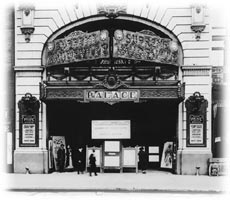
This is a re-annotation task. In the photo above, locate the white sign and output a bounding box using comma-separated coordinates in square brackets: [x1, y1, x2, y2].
[104, 156, 120, 167]
[22, 124, 35, 144]
[104, 141, 120, 152]
[92, 120, 130, 139]
[190, 124, 203, 144]
[123, 149, 136, 166]
[149, 155, 159, 162]
[149, 146, 159, 154]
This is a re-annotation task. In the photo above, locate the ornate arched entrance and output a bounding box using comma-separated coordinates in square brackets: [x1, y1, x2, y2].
[40, 15, 185, 173]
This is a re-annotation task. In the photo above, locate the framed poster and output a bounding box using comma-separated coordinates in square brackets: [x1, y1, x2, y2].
[149, 146, 159, 154]
[22, 124, 35, 144]
[92, 120, 130, 139]
[149, 155, 159, 162]
[104, 141, 120, 152]
[104, 156, 120, 167]
[189, 124, 203, 144]
[19, 115, 39, 147]
[52, 136, 66, 170]
[123, 149, 136, 166]
[187, 114, 206, 147]
[161, 142, 173, 169]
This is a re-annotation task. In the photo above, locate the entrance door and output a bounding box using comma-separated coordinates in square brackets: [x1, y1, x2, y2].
[47, 100, 178, 171]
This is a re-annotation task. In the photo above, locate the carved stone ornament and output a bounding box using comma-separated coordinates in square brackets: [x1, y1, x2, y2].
[191, 5, 206, 40]
[185, 92, 208, 113]
[18, 93, 40, 114]
[94, 73, 128, 90]
[21, 27, 35, 43]
[97, 4, 127, 18]
[191, 25, 205, 41]
[19, 5, 35, 43]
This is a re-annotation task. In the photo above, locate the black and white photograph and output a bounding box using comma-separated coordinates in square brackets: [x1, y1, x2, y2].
[0, 0, 229, 199]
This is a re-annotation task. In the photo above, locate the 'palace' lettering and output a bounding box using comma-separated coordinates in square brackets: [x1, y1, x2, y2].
[85, 90, 139, 102]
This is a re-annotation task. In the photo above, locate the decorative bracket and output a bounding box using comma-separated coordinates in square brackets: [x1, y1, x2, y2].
[191, 5, 206, 41]
[19, 5, 35, 42]
[191, 25, 205, 41]
[21, 27, 35, 43]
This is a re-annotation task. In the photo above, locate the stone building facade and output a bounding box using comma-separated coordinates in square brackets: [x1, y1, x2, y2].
[8, 2, 227, 175]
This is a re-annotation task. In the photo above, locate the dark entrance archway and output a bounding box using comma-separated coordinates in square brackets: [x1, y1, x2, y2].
[47, 100, 178, 170]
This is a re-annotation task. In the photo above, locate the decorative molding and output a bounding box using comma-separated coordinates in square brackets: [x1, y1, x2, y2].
[14, 66, 44, 72]
[94, 73, 129, 90]
[182, 66, 211, 76]
[40, 82, 185, 102]
[97, 4, 127, 19]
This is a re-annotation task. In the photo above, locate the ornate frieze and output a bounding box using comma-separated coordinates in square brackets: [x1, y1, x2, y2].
[45, 29, 179, 67]
[40, 82, 185, 102]
[182, 66, 211, 76]
[46, 30, 110, 66]
[113, 30, 179, 65]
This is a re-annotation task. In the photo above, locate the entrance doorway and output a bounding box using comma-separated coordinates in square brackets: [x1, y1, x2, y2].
[47, 100, 178, 170]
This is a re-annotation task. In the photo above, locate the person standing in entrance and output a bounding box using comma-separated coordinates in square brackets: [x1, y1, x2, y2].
[57, 144, 66, 172]
[75, 147, 85, 174]
[138, 146, 148, 174]
[89, 149, 97, 176]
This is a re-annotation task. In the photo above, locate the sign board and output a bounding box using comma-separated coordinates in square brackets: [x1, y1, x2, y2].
[149, 155, 159, 162]
[20, 115, 38, 146]
[185, 92, 207, 147]
[113, 30, 178, 65]
[84, 90, 139, 103]
[92, 120, 130, 139]
[18, 94, 40, 147]
[104, 156, 120, 167]
[104, 141, 120, 152]
[188, 114, 205, 146]
[22, 124, 36, 144]
[189, 124, 203, 144]
[123, 149, 136, 166]
[46, 30, 110, 66]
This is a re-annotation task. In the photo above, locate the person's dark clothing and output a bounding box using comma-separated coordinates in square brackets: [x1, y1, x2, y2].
[57, 147, 65, 172]
[89, 153, 97, 176]
[75, 149, 85, 174]
[138, 149, 148, 172]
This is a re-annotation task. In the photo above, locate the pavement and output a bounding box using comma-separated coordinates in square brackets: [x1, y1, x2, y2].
[2, 170, 229, 193]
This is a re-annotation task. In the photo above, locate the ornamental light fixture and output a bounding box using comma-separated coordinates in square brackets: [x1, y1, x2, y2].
[19, 5, 35, 43]
[191, 5, 206, 41]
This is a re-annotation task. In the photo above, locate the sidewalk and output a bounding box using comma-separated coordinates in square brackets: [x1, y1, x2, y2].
[4, 171, 228, 193]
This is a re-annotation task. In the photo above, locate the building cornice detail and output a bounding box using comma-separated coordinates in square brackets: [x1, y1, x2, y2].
[14, 66, 44, 72]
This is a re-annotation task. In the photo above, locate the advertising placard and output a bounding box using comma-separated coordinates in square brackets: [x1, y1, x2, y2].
[92, 120, 130, 139]
[22, 124, 36, 144]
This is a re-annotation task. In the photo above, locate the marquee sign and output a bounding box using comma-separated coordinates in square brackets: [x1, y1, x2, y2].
[45, 29, 179, 66]
[113, 30, 179, 65]
[46, 30, 110, 66]
[84, 90, 139, 104]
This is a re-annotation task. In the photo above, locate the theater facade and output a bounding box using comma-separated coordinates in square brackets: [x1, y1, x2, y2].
[10, 2, 226, 175]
